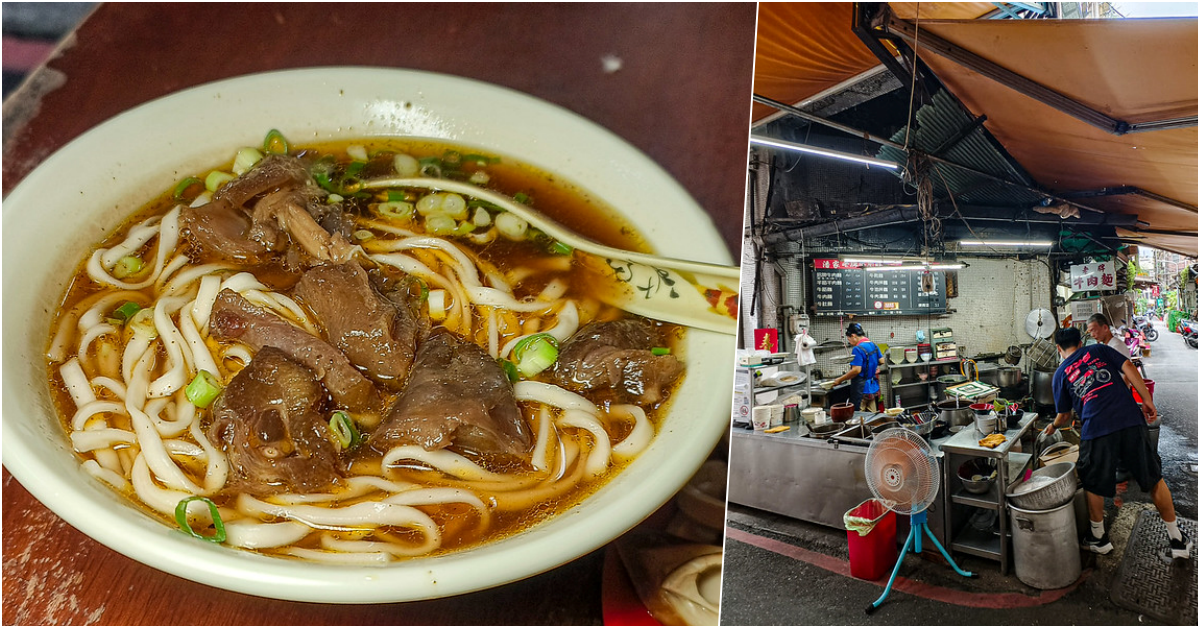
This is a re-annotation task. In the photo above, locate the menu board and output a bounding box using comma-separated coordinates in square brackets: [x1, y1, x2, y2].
[812, 259, 947, 316]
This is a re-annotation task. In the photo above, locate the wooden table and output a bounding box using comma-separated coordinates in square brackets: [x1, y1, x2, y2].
[1, 4, 755, 624]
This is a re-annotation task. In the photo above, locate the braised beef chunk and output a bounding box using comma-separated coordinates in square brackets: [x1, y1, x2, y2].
[209, 289, 381, 413]
[207, 347, 340, 495]
[180, 154, 356, 267]
[294, 264, 424, 391]
[551, 319, 684, 405]
[371, 331, 531, 457]
[213, 154, 311, 209]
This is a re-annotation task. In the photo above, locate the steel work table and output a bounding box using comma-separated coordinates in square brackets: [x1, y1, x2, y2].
[938, 412, 1038, 575]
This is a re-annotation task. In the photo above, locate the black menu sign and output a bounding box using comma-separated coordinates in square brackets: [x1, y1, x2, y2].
[812, 259, 946, 316]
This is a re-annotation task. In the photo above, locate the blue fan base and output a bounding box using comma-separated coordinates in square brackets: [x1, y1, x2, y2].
[865, 510, 976, 615]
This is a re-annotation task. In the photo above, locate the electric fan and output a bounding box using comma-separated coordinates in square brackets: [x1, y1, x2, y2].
[863, 428, 975, 614]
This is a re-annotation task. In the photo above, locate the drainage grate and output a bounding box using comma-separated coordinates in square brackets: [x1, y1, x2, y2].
[1109, 511, 1197, 625]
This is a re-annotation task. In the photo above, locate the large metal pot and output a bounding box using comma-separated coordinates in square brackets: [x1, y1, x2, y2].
[1031, 368, 1056, 406]
[1007, 462, 1077, 510]
[937, 399, 974, 427]
[997, 366, 1022, 387]
[1010, 501, 1081, 590]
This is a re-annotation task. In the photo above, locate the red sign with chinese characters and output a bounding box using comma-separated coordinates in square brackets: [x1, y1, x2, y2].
[1069, 262, 1116, 292]
[754, 328, 779, 353]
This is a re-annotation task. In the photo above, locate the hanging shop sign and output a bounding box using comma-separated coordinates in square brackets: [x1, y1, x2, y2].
[1069, 262, 1116, 292]
[812, 259, 947, 316]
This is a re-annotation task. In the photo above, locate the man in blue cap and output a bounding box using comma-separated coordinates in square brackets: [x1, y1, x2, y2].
[830, 322, 880, 411]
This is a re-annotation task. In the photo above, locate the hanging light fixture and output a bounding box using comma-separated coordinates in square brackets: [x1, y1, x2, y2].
[750, 136, 901, 169]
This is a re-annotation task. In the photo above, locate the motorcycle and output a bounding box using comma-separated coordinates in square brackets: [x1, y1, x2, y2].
[1122, 325, 1149, 377]
[1132, 314, 1159, 341]
[1180, 319, 1198, 349]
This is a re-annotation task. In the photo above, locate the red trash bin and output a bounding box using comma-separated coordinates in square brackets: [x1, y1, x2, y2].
[844, 499, 897, 581]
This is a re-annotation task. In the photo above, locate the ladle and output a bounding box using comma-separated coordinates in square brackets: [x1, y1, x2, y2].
[353, 177, 740, 335]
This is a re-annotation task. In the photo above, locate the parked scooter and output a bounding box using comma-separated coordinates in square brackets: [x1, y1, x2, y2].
[1122, 324, 1149, 377]
[1180, 319, 1198, 349]
[1132, 314, 1159, 341]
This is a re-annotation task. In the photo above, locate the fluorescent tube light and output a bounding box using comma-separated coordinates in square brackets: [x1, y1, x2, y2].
[842, 257, 904, 265]
[959, 240, 1053, 247]
[750, 136, 900, 169]
[926, 264, 964, 270]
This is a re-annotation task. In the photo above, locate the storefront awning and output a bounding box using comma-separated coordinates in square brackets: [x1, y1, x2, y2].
[752, 4, 1198, 256]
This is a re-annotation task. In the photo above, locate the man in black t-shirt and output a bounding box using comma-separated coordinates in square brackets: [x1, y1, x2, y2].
[1044, 327, 1190, 559]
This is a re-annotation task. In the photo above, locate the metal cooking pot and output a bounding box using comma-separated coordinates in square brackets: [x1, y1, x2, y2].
[1031, 369, 1056, 406]
[997, 366, 1023, 388]
[937, 399, 974, 427]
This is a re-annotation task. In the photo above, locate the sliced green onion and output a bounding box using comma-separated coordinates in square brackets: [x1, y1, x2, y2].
[344, 161, 366, 181]
[425, 214, 457, 235]
[428, 289, 447, 321]
[175, 496, 226, 543]
[231, 147, 264, 175]
[409, 276, 430, 303]
[205, 170, 235, 193]
[112, 301, 142, 322]
[327, 193, 344, 203]
[453, 221, 476, 236]
[112, 256, 145, 279]
[394, 154, 420, 177]
[512, 333, 559, 377]
[329, 411, 361, 450]
[127, 308, 158, 339]
[472, 207, 492, 227]
[353, 229, 375, 241]
[442, 150, 462, 166]
[467, 198, 504, 212]
[346, 144, 369, 162]
[418, 156, 442, 177]
[468, 170, 491, 185]
[311, 156, 339, 193]
[513, 192, 531, 205]
[651, 347, 671, 356]
[463, 153, 499, 166]
[263, 129, 289, 154]
[499, 359, 519, 382]
[495, 213, 529, 241]
[549, 241, 574, 256]
[377, 201, 414, 220]
[185, 370, 223, 408]
[172, 177, 203, 200]
[387, 189, 409, 202]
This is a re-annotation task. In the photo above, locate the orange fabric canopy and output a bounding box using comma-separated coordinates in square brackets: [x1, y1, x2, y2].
[752, 4, 1198, 256]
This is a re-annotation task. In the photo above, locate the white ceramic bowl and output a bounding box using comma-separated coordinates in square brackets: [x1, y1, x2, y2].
[2, 68, 735, 603]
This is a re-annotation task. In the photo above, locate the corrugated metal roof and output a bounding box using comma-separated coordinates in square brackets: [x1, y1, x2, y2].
[877, 89, 1045, 207]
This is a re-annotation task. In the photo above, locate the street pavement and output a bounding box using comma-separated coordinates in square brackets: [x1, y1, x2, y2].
[720, 319, 1197, 625]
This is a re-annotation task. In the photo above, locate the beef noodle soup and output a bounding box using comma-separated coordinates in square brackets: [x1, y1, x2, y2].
[47, 132, 686, 564]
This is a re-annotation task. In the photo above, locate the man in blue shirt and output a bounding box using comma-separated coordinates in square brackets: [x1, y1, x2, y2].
[1043, 327, 1190, 559]
[830, 323, 880, 411]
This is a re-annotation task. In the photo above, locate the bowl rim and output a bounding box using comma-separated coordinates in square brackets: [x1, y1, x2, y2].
[1, 67, 735, 604]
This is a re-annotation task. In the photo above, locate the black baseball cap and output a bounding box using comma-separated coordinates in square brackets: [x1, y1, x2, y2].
[846, 322, 865, 337]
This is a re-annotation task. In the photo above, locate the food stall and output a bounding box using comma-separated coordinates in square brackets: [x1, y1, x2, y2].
[732, 3, 1196, 583]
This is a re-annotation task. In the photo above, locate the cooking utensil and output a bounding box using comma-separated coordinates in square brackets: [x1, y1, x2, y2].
[957, 459, 997, 495]
[937, 374, 968, 386]
[1024, 308, 1057, 340]
[830, 402, 855, 422]
[936, 399, 974, 427]
[357, 177, 739, 335]
[1008, 462, 1078, 510]
[1003, 345, 1023, 365]
[997, 366, 1022, 387]
[808, 423, 842, 439]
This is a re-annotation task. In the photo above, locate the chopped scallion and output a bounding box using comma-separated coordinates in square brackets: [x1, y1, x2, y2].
[499, 359, 519, 382]
[327, 193, 344, 203]
[231, 147, 264, 175]
[651, 347, 671, 356]
[549, 241, 574, 256]
[463, 153, 499, 166]
[185, 370, 223, 408]
[512, 333, 559, 378]
[172, 177, 203, 200]
[468, 170, 490, 185]
[175, 496, 226, 543]
[329, 411, 361, 450]
[353, 229, 375, 241]
[346, 144, 369, 162]
[112, 301, 142, 322]
[425, 214, 457, 235]
[377, 201, 414, 220]
[453, 221, 476, 236]
[205, 170, 235, 192]
[387, 190, 409, 202]
[513, 192, 531, 205]
[263, 129, 289, 154]
[112, 256, 145, 279]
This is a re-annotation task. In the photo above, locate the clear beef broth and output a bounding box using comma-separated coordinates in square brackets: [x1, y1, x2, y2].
[46, 138, 685, 560]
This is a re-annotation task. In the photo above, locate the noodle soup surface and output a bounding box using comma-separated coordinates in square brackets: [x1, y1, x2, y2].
[47, 135, 685, 563]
